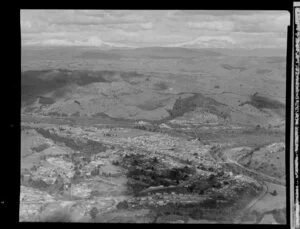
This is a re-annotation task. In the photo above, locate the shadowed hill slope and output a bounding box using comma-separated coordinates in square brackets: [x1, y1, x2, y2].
[21, 70, 114, 104]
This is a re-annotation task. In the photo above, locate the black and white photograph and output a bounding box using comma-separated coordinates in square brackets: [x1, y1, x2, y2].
[20, 9, 290, 224]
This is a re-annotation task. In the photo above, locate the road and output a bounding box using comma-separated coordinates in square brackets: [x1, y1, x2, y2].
[225, 159, 286, 186]
[233, 180, 268, 223]
[212, 150, 285, 223]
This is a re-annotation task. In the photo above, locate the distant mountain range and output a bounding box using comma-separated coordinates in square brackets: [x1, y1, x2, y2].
[22, 45, 286, 58]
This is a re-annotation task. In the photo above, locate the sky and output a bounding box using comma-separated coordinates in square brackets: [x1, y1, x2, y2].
[21, 10, 290, 49]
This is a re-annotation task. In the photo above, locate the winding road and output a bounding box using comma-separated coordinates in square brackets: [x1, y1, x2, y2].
[208, 145, 286, 223]
[217, 156, 285, 223]
[233, 180, 268, 223]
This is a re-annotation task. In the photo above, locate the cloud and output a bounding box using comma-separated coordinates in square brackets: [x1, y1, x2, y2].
[231, 13, 290, 33]
[25, 38, 72, 46]
[48, 11, 146, 26]
[21, 20, 32, 29]
[170, 10, 289, 33]
[186, 21, 235, 31]
[139, 22, 153, 30]
[75, 10, 107, 17]
[21, 10, 289, 49]
[103, 21, 154, 31]
[114, 29, 140, 39]
[231, 32, 287, 48]
[23, 35, 135, 48]
[167, 36, 237, 48]
[171, 10, 284, 17]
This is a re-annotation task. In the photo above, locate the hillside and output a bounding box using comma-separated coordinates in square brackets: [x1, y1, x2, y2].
[20, 46, 287, 224]
[21, 47, 286, 128]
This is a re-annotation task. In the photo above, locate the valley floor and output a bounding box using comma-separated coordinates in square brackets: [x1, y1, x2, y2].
[20, 115, 286, 223]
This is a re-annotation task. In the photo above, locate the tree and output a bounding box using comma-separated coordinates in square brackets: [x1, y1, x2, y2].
[132, 159, 139, 166]
[31, 165, 37, 171]
[208, 174, 216, 182]
[89, 207, 98, 220]
[112, 160, 119, 166]
[271, 190, 277, 196]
